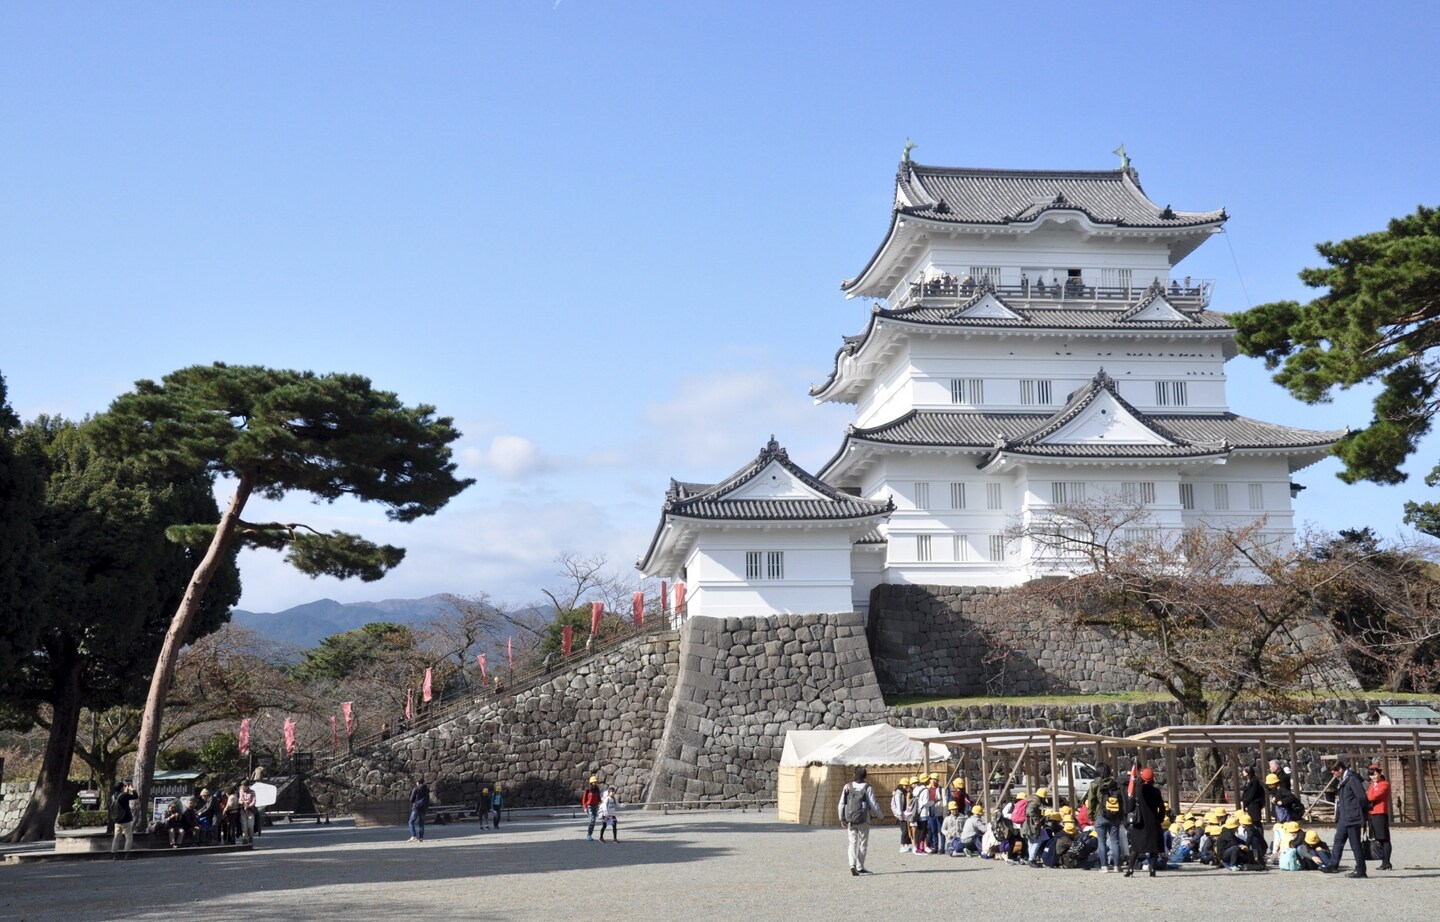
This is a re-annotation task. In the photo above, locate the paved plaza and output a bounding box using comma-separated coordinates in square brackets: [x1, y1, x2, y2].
[3, 812, 1438, 921]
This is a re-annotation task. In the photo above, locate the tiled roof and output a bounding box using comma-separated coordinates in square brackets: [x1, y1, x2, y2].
[896, 163, 1226, 229]
[663, 439, 892, 521]
[637, 438, 894, 574]
[810, 296, 1233, 399]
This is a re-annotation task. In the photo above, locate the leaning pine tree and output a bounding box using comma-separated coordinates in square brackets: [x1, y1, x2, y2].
[90, 364, 473, 823]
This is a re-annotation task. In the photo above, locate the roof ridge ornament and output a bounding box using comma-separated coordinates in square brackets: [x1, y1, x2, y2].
[1112, 144, 1130, 171]
[902, 137, 917, 163]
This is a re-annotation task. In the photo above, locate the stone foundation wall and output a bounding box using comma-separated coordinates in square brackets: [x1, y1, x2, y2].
[0, 781, 37, 837]
[645, 612, 889, 804]
[309, 631, 681, 810]
[868, 584, 1358, 698]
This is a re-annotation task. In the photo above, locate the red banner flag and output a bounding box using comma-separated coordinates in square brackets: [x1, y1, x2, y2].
[342, 701, 354, 735]
[477, 653, 487, 681]
[507, 637, 513, 669]
[590, 601, 603, 635]
[423, 667, 434, 703]
[238, 718, 250, 755]
[284, 717, 296, 756]
[561, 625, 573, 656]
[675, 582, 686, 613]
[406, 688, 413, 721]
[331, 716, 338, 752]
[660, 580, 668, 612]
[632, 591, 644, 625]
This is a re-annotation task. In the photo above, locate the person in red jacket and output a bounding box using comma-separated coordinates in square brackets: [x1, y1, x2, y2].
[1366, 763, 1393, 870]
[581, 776, 603, 841]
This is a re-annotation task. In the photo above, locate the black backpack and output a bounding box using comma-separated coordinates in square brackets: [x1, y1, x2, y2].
[842, 783, 871, 824]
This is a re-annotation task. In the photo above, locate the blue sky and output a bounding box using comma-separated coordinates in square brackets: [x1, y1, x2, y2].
[4, 2, 1438, 613]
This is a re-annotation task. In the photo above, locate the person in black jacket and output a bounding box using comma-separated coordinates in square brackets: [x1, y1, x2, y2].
[1125, 766, 1166, 877]
[1321, 761, 1369, 877]
[1240, 766, 1265, 827]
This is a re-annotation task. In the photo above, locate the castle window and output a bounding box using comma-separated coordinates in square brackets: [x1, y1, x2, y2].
[1020, 379, 1053, 405]
[913, 482, 930, 509]
[916, 534, 932, 562]
[745, 551, 785, 580]
[953, 535, 969, 561]
[1248, 483, 1264, 510]
[950, 378, 984, 405]
[1213, 483, 1230, 510]
[1155, 381, 1189, 407]
[950, 482, 966, 509]
[1179, 483, 1195, 510]
[1051, 481, 1086, 504]
[986, 482, 1003, 510]
[1121, 481, 1156, 504]
[988, 534, 1007, 561]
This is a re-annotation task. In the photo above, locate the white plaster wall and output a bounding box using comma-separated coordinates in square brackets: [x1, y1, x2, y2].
[681, 529, 857, 618]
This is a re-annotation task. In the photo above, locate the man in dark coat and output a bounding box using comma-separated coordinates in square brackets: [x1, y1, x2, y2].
[1321, 761, 1369, 878]
[1125, 766, 1166, 877]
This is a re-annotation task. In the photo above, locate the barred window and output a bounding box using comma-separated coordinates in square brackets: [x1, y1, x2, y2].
[1248, 483, 1264, 510]
[953, 535, 969, 561]
[767, 551, 784, 580]
[745, 551, 761, 580]
[913, 482, 930, 509]
[988, 534, 1007, 561]
[1213, 483, 1230, 510]
[746, 551, 784, 580]
[1020, 379, 1053, 405]
[1051, 481, 1087, 504]
[950, 378, 984, 404]
[1155, 381, 1189, 406]
[1179, 483, 1195, 510]
[1121, 481, 1156, 504]
[950, 482, 966, 510]
[986, 482, 1003, 510]
[916, 534, 932, 562]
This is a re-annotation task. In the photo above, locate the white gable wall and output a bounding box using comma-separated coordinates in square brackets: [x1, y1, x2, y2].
[680, 528, 858, 619]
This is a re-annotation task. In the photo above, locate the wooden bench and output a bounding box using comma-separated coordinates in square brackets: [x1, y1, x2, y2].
[425, 803, 483, 824]
[263, 810, 330, 825]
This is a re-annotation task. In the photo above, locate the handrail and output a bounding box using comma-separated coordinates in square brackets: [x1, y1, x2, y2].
[647, 797, 775, 815]
[895, 276, 1214, 312]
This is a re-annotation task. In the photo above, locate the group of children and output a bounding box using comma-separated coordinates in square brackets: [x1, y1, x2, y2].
[888, 770, 1337, 873]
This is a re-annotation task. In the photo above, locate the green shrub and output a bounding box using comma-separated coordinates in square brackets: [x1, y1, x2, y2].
[56, 809, 108, 829]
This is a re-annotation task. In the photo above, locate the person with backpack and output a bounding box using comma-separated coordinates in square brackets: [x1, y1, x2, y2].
[1021, 787, 1047, 865]
[109, 780, 138, 859]
[407, 778, 430, 843]
[838, 766, 882, 876]
[1086, 764, 1123, 873]
[909, 777, 932, 854]
[890, 778, 911, 853]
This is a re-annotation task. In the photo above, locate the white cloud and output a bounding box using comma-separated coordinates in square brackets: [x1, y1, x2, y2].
[462, 434, 552, 479]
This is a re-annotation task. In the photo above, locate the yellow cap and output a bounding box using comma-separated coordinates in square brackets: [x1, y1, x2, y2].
[949, 801, 960, 811]
[1062, 821, 1077, 833]
[1214, 805, 1228, 815]
[589, 775, 599, 783]
[1305, 830, 1321, 846]
[972, 805, 984, 815]
[1046, 810, 1063, 822]
[898, 777, 910, 786]
[1265, 773, 1281, 786]
[1224, 817, 1239, 829]
[1170, 821, 1184, 833]
[1183, 820, 1196, 830]
[1205, 824, 1222, 836]
[1238, 813, 1253, 826]
[1283, 821, 1301, 833]
[1060, 805, 1073, 814]
[952, 778, 965, 788]
[1035, 787, 1049, 799]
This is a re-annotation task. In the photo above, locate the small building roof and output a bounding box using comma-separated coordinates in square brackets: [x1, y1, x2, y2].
[1377, 705, 1440, 721]
[636, 438, 893, 574]
[1129, 724, 1440, 751]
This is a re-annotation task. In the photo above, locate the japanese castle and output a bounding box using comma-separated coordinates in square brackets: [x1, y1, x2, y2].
[638, 156, 1344, 619]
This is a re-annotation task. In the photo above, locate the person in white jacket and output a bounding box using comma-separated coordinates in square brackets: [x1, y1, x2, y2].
[838, 767, 883, 876]
[940, 801, 965, 855]
[597, 786, 620, 842]
[890, 778, 912, 853]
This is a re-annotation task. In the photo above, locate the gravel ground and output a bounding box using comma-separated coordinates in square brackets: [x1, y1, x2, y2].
[2, 813, 1436, 922]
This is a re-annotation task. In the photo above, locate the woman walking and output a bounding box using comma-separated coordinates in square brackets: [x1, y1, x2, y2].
[1125, 766, 1166, 877]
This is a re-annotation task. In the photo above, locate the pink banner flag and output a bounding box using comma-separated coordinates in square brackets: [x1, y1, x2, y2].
[632, 591, 644, 625]
[331, 716, 338, 752]
[675, 582, 686, 613]
[284, 717, 296, 756]
[590, 601, 603, 635]
[507, 637, 513, 669]
[561, 625, 573, 656]
[406, 687, 413, 721]
[660, 580, 668, 613]
[342, 701, 354, 735]
[423, 667, 433, 703]
[477, 653, 487, 681]
[238, 718, 250, 755]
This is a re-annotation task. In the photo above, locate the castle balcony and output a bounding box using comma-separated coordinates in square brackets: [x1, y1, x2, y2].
[894, 276, 1215, 312]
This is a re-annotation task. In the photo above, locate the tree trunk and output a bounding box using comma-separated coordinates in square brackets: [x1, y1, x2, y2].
[130, 474, 252, 828]
[2, 650, 84, 843]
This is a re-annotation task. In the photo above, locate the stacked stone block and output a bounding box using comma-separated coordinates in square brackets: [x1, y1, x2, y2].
[645, 612, 888, 805]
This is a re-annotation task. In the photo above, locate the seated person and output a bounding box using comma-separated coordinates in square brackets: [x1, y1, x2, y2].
[959, 804, 988, 856]
[1053, 820, 1080, 868]
[941, 801, 966, 856]
[1235, 813, 1267, 866]
[164, 798, 187, 847]
[1167, 821, 1193, 863]
[1295, 829, 1331, 870]
[1198, 822, 1222, 866]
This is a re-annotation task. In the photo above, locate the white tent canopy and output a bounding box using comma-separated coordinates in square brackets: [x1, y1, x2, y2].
[781, 724, 947, 768]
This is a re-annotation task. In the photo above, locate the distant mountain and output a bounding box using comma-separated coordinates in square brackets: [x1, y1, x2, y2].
[231, 594, 456, 649]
